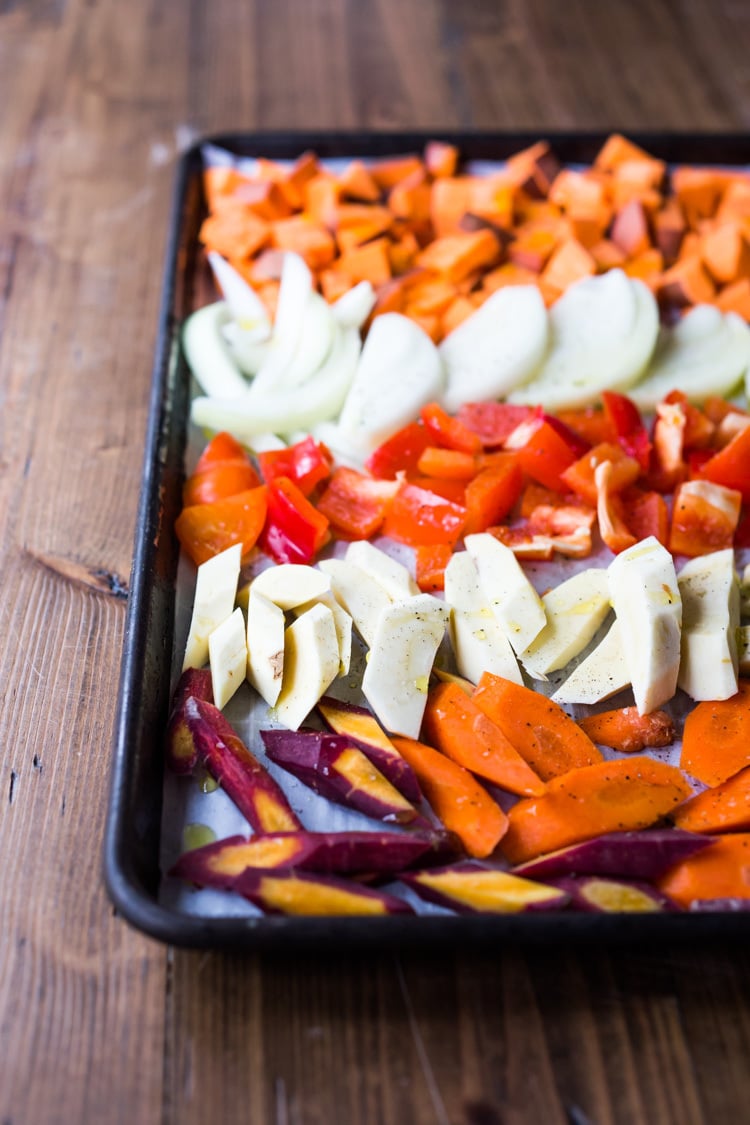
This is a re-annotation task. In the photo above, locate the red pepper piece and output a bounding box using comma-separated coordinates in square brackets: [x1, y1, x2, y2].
[456, 402, 538, 448]
[420, 402, 483, 454]
[259, 477, 330, 565]
[602, 391, 652, 472]
[414, 543, 453, 591]
[382, 481, 466, 547]
[183, 459, 262, 507]
[194, 431, 252, 473]
[555, 407, 615, 448]
[258, 436, 332, 496]
[648, 401, 688, 493]
[416, 446, 479, 480]
[621, 488, 669, 546]
[561, 442, 641, 507]
[406, 476, 467, 504]
[505, 415, 585, 492]
[669, 480, 742, 556]
[462, 457, 524, 536]
[594, 461, 637, 555]
[365, 422, 430, 479]
[316, 468, 398, 539]
[662, 390, 715, 450]
[697, 424, 750, 502]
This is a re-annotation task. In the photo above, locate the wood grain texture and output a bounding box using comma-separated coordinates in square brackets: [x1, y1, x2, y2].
[2, 1, 750, 1123]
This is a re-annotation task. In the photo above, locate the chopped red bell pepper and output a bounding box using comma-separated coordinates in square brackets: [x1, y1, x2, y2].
[194, 431, 252, 473]
[525, 503, 595, 557]
[662, 390, 715, 450]
[259, 477, 330, 565]
[414, 543, 453, 592]
[420, 402, 483, 454]
[555, 407, 614, 448]
[620, 488, 669, 546]
[382, 481, 466, 547]
[697, 424, 750, 502]
[519, 481, 584, 516]
[406, 476, 467, 504]
[648, 401, 688, 493]
[462, 457, 523, 536]
[257, 436, 331, 496]
[669, 480, 742, 556]
[601, 391, 652, 472]
[456, 402, 538, 448]
[488, 526, 555, 561]
[561, 442, 641, 507]
[687, 449, 714, 477]
[365, 422, 431, 479]
[504, 415, 581, 492]
[175, 486, 268, 567]
[316, 468, 398, 539]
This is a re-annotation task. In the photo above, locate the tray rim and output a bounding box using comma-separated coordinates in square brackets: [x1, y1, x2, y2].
[104, 128, 750, 951]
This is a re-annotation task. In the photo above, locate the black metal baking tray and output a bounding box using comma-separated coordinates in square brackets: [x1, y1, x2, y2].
[104, 130, 750, 950]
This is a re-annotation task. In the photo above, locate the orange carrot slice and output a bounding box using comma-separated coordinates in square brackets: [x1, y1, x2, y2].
[680, 681, 750, 786]
[577, 707, 676, 754]
[657, 834, 750, 908]
[672, 767, 750, 834]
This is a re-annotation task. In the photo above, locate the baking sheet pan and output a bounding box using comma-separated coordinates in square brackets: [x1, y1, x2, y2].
[104, 131, 750, 949]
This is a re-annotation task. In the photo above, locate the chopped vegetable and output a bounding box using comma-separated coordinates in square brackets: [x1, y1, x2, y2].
[511, 829, 712, 881]
[680, 680, 750, 785]
[577, 707, 676, 753]
[672, 767, 750, 834]
[401, 862, 569, 914]
[657, 834, 750, 908]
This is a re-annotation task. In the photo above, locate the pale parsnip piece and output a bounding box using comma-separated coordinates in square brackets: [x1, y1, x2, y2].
[274, 604, 340, 731]
[362, 595, 449, 738]
[251, 564, 330, 610]
[182, 543, 242, 671]
[677, 549, 739, 701]
[317, 558, 392, 649]
[246, 589, 285, 707]
[520, 568, 611, 679]
[608, 537, 682, 714]
[464, 533, 546, 654]
[508, 271, 658, 410]
[345, 540, 419, 601]
[631, 306, 750, 409]
[440, 285, 548, 411]
[551, 619, 630, 706]
[293, 591, 353, 677]
[443, 551, 522, 685]
[208, 608, 249, 710]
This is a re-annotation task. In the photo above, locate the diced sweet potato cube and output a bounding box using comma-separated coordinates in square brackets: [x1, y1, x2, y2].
[589, 239, 627, 270]
[623, 248, 664, 289]
[304, 174, 342, 226]
[389, 169, 432, 223]
[233, 179, 294, 220]
[370, 155, 424, 190]
[541, 238, 596, 295]
[389, 231, 420, 275]
[425, 140, 459, 178]
[508, 228, 558, 272]
[672, 167, 725, 228]
[595, 134, 663, 175]
[339, 159, 381, 202]
[405, 277, 458, 316]
[610, 199, 652, 257]
[716, 277, 750, 319]
[716, 178, 750, 224]
[441, 295, 476, 335]
[701, 222, 750, 284]
[416, 229, 500, 283]
[319, 269, 352, 303]
[271, 215, 336, 269]
[506, 141, 561, 199]
[566, 205, 611, 249]
[657, 257, 716, 307]
[611, 157, 666, 191]
[199, 207, 269, 260]
[203, 166, 243, 212]
[654, 198, 687, 263]
[482, 262, 538, 292]
[430, 176, 481, 236]
[549, 169, 607, 212]
[337, 237, 392, 285]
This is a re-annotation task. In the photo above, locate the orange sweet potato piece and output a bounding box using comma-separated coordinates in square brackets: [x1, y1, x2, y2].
[425, 140, 460, 179]
[594, 133, 662, 173]
[339, 159, 381, 202]
[370, 155, 424, 190]
[441, 295, 476, 335]
[319, 269, 352, 303]
[337, 237, 392, 285]
[623, 248, 664, 288]
[541, 238, 596, 295]
[701, 222, 750, 284]
[657, 257, 716, 307]
[505, 140, 561, 199]
[654, 197, 687, 263]
[549, 169, 607, 212]
[508, 228, 558, 272]
[199, 208, 270, 260]
[416, 229, 501, 283]
[304, 174, 341, 226]
[203, 166, 243, 212]
[233, 178, 294, 220]
[389, 231, 420, 275]
[271, 214, 336, 270]
[716, 278, 750, 319]
[610, 199, 652, 257]
[589, 239, 627, 270]
[716, 177, 750, 224]
[430, 176, 481, 236]
[566, 206, 611, 249]
[672, 167, 725, 228]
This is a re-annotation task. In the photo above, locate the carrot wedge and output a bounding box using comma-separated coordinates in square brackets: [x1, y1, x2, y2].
[657, 834, 750, 908]
[672, 767, 750, 834]
[680, 680, 750, 786]
[472, 674, 602, 781]
[502, 757, 692, 865]
[391, 736, 508, 858]
[577, 707, 676, 754]
[422, 682, 545, 797]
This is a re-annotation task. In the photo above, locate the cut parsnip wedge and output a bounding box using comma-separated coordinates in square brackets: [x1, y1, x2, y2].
[345, 541, 419, 601]
[520, 568, 611, 678]
[443, 551, 522, 685]
[183, 544, 242, 671]
[274, 604, 340, 731]
[246, 589, 285, 707]
[336, 313, 444, 453]
[317, 558, 392, 648]
[551, 619, 629, 706]
[293, 591, 353, 677]
[182, 302, 250, 399]
[191, 325, 361, 437]
[509, 270, 658, 410]
[440, 285, 548, 411]
[464, 533, 546, 654]
[251, 564, 330, 610]
[631, 306, 750, 409]
[677, 549, 739, 701]
[608, 536, 682, 714]
[208, 608, 248, 710]
[362, 595, 449, 738]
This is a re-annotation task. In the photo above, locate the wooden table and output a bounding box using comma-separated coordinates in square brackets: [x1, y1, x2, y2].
[2, 2, 750, 1121]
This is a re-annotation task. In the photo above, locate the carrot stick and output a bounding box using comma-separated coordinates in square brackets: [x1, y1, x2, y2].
[422, 682, 546, 797]
[472, 673, 602, 781]
[577, 707, 676, 754]
[680, 680, 750, 786]
[672, 767, 750, 834]
[657, 834, 750, 908]
[502, 757, 693, 865]
[391, 736, 508, 858]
